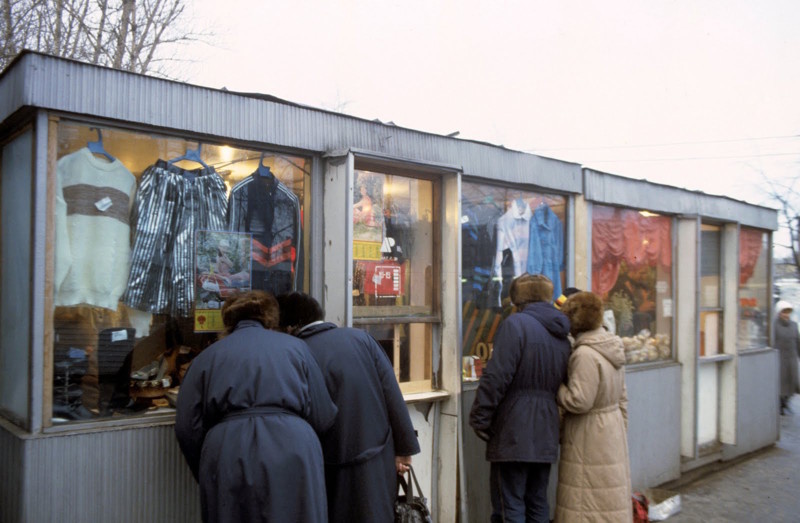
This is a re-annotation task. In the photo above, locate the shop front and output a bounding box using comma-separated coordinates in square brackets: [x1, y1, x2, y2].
[0, 51, 584, 522]
[0, 52, 779, 523]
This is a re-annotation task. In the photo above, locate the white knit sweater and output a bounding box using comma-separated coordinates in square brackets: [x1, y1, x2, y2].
[55, 147, 137, 309]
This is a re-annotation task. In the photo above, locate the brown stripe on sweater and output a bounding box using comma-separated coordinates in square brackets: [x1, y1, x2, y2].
[63, 184, 131, 224]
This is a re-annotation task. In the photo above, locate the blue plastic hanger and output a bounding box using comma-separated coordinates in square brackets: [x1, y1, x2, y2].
[168, 143, 209, 169]
[87, 127, 116, 163]
[257, 153, 273, 178]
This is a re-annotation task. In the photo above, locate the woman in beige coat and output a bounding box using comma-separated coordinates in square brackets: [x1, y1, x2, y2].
[555, 292, 632, 522]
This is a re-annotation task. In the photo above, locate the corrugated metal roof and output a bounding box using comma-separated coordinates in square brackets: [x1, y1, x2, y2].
[583, 168, 778, 230]
[0, 51, 582, 193]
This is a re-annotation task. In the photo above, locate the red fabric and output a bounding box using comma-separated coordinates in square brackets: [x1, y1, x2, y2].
[739, 228, 764, 285]
[592, 206, 672, 296]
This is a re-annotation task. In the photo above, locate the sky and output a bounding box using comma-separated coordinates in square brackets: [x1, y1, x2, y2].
[179, 0, 800, 234]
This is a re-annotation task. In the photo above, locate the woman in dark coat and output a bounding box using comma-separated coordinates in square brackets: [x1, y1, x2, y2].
[469, 274, 571, 523]
[277, 292, 421, 523]
[175, 290, 338, 523]
[774, 300, 800, 414]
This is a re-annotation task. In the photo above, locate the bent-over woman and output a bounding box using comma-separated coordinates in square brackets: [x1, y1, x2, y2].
[175, 290, 337, 523]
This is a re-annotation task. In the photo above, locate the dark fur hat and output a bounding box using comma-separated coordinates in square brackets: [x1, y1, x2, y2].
[561, 291, 603, 335]
[510, 273, 553, 307]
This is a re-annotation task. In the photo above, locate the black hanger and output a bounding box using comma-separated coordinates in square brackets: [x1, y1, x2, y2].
[87, 127, 115, 162]
[168, 143, 209, 169]
[257, 153, 274, 178]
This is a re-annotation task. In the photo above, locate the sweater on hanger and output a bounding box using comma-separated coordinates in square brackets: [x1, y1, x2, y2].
[55, 147, 137, 310]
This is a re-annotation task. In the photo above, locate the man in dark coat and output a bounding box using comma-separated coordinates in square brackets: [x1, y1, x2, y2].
[175, 291, 338, 523]
[470, 274, 571, 523]
[277, 292, 421, 523]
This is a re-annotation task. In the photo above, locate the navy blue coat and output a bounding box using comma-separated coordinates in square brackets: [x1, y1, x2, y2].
[297, 322, 421, 523]
[175, 320, 338, 523]
[469, 301, 571, 463]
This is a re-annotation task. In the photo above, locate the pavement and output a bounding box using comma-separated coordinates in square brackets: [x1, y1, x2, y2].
[662, 394, 800, 522]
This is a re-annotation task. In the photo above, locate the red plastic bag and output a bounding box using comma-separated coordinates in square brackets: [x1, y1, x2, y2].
[632, 491, 649, 523]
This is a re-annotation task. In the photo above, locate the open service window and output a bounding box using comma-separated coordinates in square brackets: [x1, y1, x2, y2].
[351, 167, 440, 394]
[47, 119, 311, 426]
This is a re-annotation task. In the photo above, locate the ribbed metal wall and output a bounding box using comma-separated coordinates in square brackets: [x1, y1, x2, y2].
[583, 168, 778, 230]
[0, 422, 24, 523]
[0, 52, 582, 193]
[5, 423, 200, 523]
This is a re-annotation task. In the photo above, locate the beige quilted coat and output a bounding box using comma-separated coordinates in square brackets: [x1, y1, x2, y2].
[555, 327, 632, 522]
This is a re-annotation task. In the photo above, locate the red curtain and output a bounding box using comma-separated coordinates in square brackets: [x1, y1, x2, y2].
[592, 206, 672, 296]
[739, 228, 764, 285]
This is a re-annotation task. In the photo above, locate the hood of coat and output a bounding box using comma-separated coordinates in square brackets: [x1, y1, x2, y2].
[574, 327, 626, 369]
[295, 321, 337, 339]
[520, 301, 570, 340]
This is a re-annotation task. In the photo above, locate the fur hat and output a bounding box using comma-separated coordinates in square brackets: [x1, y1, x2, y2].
[562, 291, 604, 335]
[510, 274, 553, 307]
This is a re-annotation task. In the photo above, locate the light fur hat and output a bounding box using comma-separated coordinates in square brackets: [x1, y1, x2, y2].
[776, 300, 793, 313]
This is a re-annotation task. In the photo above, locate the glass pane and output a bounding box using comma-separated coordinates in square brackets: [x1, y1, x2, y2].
[591, 205, 673, 364]
[0, 130, 33, 423]
[352, 170, 434, 317]
[738, 228, 769, 350]
[360, 323, 433, 393]
[51, 121, 310, 424]
[700, 224, 721, 308]
[460, 181, 567, 369]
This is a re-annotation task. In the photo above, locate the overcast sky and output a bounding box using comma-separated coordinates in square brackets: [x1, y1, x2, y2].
[180, 0, 800, 212]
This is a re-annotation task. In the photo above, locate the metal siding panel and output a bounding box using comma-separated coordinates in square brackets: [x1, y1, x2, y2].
[3, 54, 582, 194]
[583, 168, 778, 230]
[0, 425, 24, 523]
[22, 424, 199, 523]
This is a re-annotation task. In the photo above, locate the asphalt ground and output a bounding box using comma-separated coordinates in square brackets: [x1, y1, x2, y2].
[663, 394, 800, 522]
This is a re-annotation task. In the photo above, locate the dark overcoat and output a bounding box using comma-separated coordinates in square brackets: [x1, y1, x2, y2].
[297, 322, 421, 523]
[469, 301, 571, 462]
[775, 317, 800, 397]
[175, 320, 338, 523]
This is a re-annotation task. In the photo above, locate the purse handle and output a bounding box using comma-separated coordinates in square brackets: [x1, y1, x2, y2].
[398, 464, 425, 500]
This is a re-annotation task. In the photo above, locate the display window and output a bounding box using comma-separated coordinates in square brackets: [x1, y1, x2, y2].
[460, 181, 567, 378]
[352, 169, 438, 393]
[738, 227, 769, 350]
[700, 223, 722, 357]
[591, 205, 673, 364]
[49, 120, 310, 425]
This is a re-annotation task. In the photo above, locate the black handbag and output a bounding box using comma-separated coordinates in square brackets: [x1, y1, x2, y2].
[395, 465, 432, 523]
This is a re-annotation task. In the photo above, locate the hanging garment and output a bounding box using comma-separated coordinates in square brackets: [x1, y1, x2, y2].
[526, 203, 564, 301]
[461, 205, 500, 308]
[123, 160, 228, 317]
[492, 200, 532, 307]
[227, 172, 301, 295]
[55, 147, 137, 309]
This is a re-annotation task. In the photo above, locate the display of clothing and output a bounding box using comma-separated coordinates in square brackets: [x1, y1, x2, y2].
[123, 160, 228, 317]
[492, 199, 532, 307]
[461, 205, 499, 308]
[227, 172, 301, 295]
[55, 147, 137, 309]
[526, 203, 564, 300]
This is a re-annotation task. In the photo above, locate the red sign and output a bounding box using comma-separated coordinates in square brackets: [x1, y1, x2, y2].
[362, 260, 405, 297]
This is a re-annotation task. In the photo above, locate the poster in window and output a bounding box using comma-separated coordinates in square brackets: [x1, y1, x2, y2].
[195, 230, 252, 332]
[353, 171, 384, 243]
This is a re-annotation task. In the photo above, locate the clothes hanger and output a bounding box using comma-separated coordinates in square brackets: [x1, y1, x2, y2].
[168, 143, 209, 169]
[87, 127, 116, 163]
[257, 152, 274, 178]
